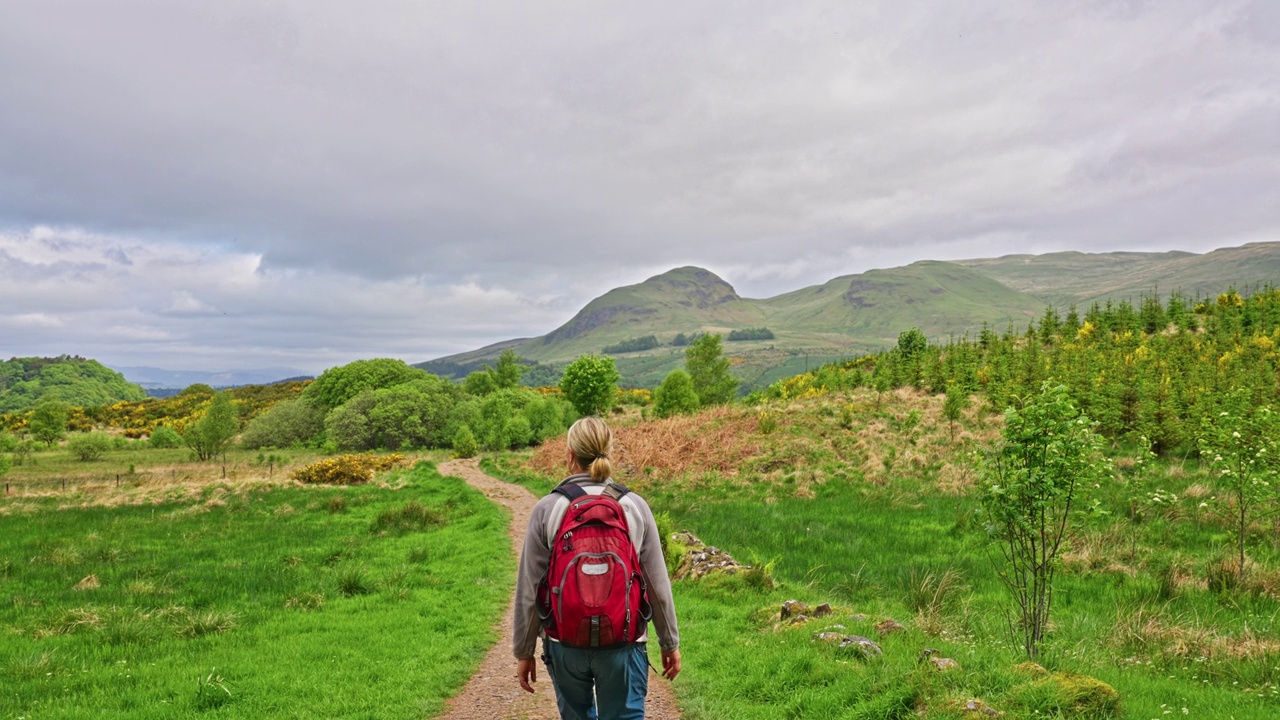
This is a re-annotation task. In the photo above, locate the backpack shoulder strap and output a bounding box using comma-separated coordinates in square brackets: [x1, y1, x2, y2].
[552, 483, 588, 501]
[602, 482, 630, 501]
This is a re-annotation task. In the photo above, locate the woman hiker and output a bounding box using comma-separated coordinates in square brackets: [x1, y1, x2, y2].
[514, 416, 681, 720]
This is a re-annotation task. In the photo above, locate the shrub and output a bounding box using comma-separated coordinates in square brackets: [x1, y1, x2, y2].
[240, 398, 324, 449]
[292, 453, 406, 485]
[452, 425, 478, 458]
[67, 432, 113, 461]
[0, 431, 16, 453]
[148, 426, 183, 448]
[653, 370, 699, 418]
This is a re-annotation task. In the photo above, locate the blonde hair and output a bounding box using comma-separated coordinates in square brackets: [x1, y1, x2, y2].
[567, 417, 613, 482]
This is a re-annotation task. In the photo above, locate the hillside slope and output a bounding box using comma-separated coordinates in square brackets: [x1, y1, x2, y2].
[422, 241, 1280, 388]
[0, 356, 148, 413]
[957, 241, 1280, 307]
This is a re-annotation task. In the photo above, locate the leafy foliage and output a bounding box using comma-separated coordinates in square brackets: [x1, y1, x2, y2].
[0, 356, 146, 413]
[239, 398, 325, 449]
[559, 354, 620, 416]
[978, 383, 1110, 659]
[452, 425, 478, 458]
[184, 392, 240, 461]
[653, 369, 700, 418]
[727, 327, 775, 341]
[29, 400, 69, 447]
[303, 359, 427, 411]
[67, 432, 113, 462]
[602, 335, 660, 354]
[1197, 390, 1280, 580]
[685, 333, 739, 406]
[147, 425, 183, 449]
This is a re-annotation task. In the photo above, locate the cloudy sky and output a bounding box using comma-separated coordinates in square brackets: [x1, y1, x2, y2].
[1, 1, 1277, 374]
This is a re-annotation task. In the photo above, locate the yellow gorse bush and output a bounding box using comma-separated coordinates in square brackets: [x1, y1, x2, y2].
[292, 453, 406, 485]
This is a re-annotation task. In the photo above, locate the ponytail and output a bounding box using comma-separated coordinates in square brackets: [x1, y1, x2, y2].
[567, 417, 614, 482]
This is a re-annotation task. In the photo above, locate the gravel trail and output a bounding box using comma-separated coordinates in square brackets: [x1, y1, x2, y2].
[437, 458, 682, 720]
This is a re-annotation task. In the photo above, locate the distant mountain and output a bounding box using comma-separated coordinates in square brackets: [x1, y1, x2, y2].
[110, 366, 311, 392]
[956, 242, 1280, 307]
[422, 241, 1280, 389]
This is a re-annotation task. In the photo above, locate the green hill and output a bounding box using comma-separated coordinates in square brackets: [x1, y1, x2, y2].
[956, 241, 1280, 307]
[0, 356, 148, 413]
[421, 241, 1280, 389]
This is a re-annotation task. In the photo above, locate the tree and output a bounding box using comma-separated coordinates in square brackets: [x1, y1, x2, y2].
[29, 400, 69, 447]
[897, 327, 928, 359]
[240, 398, 325, 449]
[1198, 392, 1280, 582]
[463, 370, 498, 397]
[559, 354, 620, 416]
[653, 370, 700, 418]
[491, 350, 524, 389]
[303, 359, 427, 410]
[943, 384, 969, 441]
[977, 383, 1110, 659]
[685, 334, 738, 406]
[185, 392, 240, 461]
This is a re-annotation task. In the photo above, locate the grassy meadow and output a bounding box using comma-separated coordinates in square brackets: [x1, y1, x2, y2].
[493, 388, 1280, 719]
[0, 461, 511, 719]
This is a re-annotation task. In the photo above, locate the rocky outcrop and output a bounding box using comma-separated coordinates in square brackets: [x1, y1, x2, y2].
[671, 531, 752, 580]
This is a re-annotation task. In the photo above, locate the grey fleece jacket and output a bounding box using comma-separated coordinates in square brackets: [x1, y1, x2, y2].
[513, 474, 679, 659]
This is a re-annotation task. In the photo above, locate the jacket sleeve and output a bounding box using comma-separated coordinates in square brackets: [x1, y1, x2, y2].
[513, 498, 552, 659]
[632, 494, 680, 651]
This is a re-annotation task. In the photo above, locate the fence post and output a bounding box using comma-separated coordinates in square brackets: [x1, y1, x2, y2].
[61, 478, 66, 491]
[116, 474, 120, 488]
[4, 482, 8, 495]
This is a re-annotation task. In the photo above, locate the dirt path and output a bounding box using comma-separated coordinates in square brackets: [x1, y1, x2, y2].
[437, 459, 683, 720]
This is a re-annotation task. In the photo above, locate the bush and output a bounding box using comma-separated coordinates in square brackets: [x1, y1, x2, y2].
[452, 425, 478, 458]
[653, 370, 699, 418]
[67, 432, 113, 462]
[292, 453, 406, 485]
[240, 398, 324, 449]
[0, 431, 16, 453]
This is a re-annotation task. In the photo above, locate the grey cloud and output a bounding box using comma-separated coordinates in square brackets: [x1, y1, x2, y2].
[0, 1, 1277, 366]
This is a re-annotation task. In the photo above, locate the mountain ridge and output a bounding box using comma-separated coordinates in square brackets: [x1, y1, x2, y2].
[419, 241, 1280, 389]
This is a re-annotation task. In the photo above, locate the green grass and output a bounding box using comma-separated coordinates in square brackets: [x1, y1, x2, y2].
[0, 461, 511, 719]
[638, 468, 1280, 718]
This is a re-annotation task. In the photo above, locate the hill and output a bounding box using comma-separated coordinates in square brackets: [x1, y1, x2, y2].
[956, 241, 1280, 307]
[0, 356, 147, 413]
[422, 241, 1280, 388]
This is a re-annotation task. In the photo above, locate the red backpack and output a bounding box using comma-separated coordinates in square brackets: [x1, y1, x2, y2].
[537, 482, 651, 648]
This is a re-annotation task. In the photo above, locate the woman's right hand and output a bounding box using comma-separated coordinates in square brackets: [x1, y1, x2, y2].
[661, 648, 681, 680]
